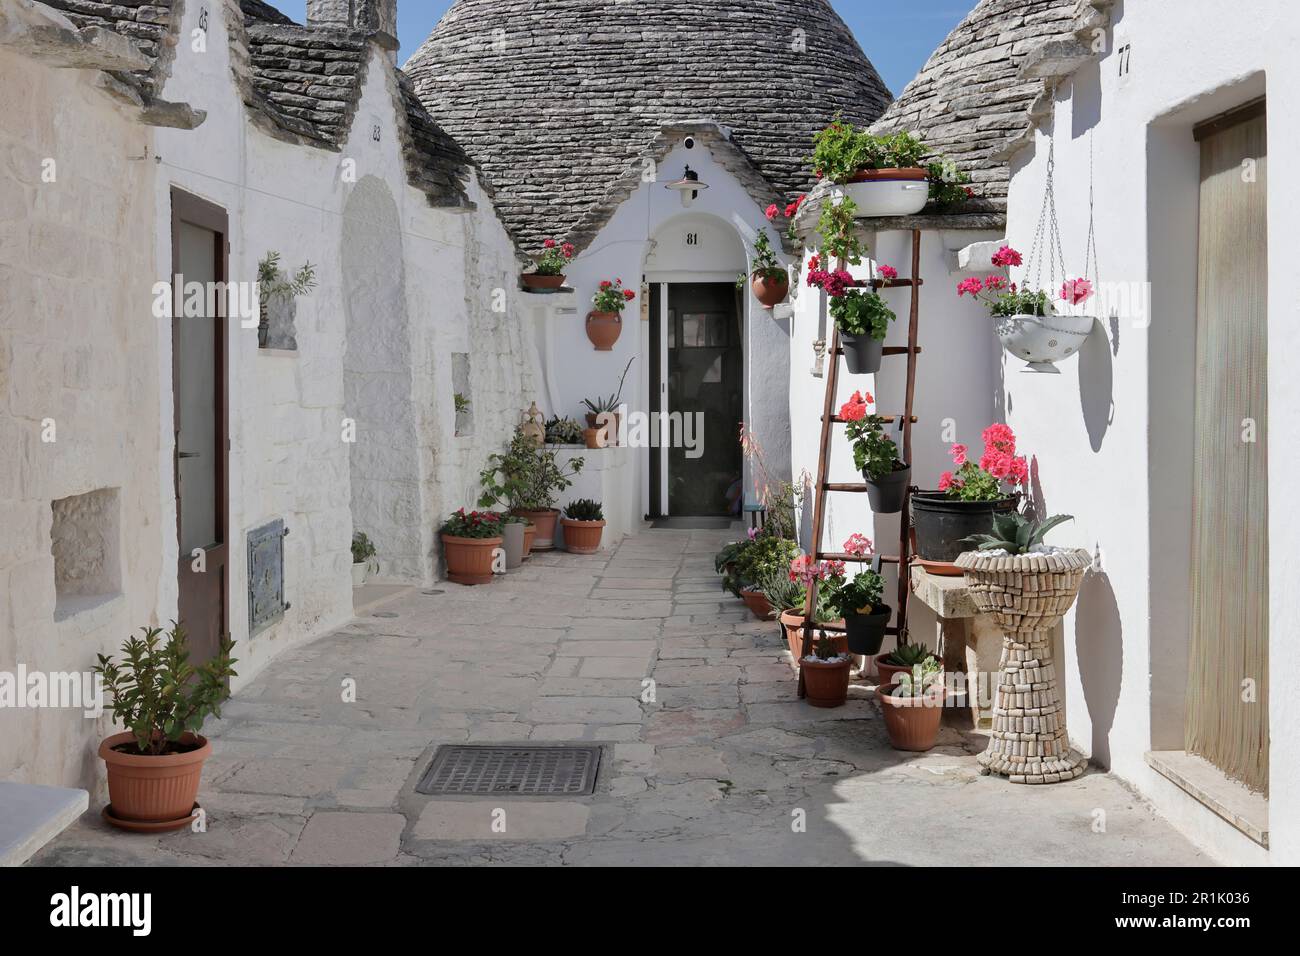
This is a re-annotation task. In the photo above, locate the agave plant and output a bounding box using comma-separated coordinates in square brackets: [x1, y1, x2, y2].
[581, 357, 635, 415]
[883, 641, 934, 668]
[961, 511, 1074, 555]
[894, 658, 942, 698]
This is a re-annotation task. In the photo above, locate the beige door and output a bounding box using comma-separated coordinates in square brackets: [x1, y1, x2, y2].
[1185, 103, 1268, 793]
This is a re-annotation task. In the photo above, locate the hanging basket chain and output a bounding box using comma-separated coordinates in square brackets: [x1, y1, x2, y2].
[1083, 132, 1100, 289]
[1023, 138, 1068, 295]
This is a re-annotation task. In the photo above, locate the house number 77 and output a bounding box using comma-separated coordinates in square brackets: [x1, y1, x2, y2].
[1117, 41, 1132, 79]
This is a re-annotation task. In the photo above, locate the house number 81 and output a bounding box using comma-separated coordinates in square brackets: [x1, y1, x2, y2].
[686, 233, 699, 245]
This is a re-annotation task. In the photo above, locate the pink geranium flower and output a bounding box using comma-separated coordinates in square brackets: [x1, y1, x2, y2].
[843, 533, 874, 557]
[950, 443, 967, 466]
[1060, 278, 1094, 306]
[938, 471, 955, 492]
[765, 204, 780, 221]
[877, 264, 898, 281]
[991, 245, 1023, 268]
[957, 277, 984, 298]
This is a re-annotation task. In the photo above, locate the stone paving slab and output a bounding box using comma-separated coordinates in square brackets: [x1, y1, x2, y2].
[35, 528, 1209, 868]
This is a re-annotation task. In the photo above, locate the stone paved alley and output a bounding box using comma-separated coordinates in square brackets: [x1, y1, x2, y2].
[36, 530, 1206, 866]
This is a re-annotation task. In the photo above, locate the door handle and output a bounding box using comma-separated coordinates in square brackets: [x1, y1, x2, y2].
[178, 451, 200, 459]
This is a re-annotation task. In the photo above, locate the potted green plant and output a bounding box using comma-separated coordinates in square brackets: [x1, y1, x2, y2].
[351, 530, 377, 587]
[499, 513, 528, 570]
[801, 628, 853, 708]
[878, 658, 946, 751]
[561, 498, 606, 554]
[478, 431, 584, 550]
[723, 531, 799, 617]
[738, 231, 789, 308]
[522, 238, 575, 291]
[839, 390, 910, 513]
[957, 245, 1094, 372]
[874, 640, 938, 688]
[912, 423, 1025, 564]
[587, 278, 636, 350]
[544, 416, 585, 446]
[783, 555, 848, 661]
[439, 509, 503, 585]
[812, 120, 931, 217]
[581, 357, 634, 446]
[94, 625, 237, 830]
[827, 534, 891, 656]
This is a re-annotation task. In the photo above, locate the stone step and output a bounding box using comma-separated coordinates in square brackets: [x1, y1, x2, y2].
[0, 782, 88, 867]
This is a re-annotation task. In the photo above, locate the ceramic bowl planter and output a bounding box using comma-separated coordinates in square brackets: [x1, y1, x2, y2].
[501, 520, 526, 570]
[780, 610, 847, 660]
[562, 517, 605, 554]
[878, 684, 946, 751]
[801, 656, 852, 708]
[865, 464, 911, 514]
[442, 533, 502, 585]
[911, 492, 1018, 563]
[956, 547, 1091, 783]
[843, 168, 929, 217]
[739, 586, 775, 621]
[586, 311, 622, 351]
[751, 273, 789, 309]
[840, 331, 883, 374]
[996, 311, 1094, 373]
[99, 731, 210, 830]
[522, 273, 565, 292]
[844, 604, 891, 656]
[513, 508, 559, 550]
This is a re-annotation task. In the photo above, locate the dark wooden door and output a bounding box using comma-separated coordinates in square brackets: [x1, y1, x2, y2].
[170, 189, 228, 667]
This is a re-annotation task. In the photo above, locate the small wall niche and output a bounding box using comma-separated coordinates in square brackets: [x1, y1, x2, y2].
[50, 488, 122, 621]
[452, 352, 473, 437]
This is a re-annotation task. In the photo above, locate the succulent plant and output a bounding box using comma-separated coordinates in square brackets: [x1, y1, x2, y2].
[884, 641, 934, 668]
[961, 511, 1074, 555]
[894, 658, 942, 698]
[564, 498, 604, 521]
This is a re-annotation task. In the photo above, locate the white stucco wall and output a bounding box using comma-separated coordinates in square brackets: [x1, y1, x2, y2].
[1001, 0, 1297, 864]
[0, 47, 164, 789]
[544, 141, 793, 519]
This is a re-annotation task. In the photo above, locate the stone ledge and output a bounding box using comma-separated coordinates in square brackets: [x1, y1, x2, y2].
[0, 782, 88, 867]
[910, 566, 981, 619]
[0, 1, 152, 72]
[1146, 750, 1269, 848]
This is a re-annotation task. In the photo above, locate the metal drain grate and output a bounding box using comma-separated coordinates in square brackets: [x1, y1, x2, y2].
[415, 745, 602, 796]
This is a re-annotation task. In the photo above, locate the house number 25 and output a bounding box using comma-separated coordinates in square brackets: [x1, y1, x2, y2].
[686, 233, 700, 245]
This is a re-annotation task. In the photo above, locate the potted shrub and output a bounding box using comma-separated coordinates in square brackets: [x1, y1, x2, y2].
[874, 641, 938, 688]
[499, 513, 528, 570]
[828, 533, 891, 656]
[956, 511, 1090, 782]
[522, 238, 574, 291]
[878, 658, 946, 751]
[812, 121, 931, 217]
[740, 566, 786, 621]
[722, 531, 799, 618]
[840, 390, 910, 513]
[957, 245, 1094, 372]
[440, 509, 503, 585]
[581, 357, 634, 446]
[561, 498, 606, 554]
[738, 231, 789, 308]
[912, 423, 1025, 563]
[94, 625, 236, 831]
[479, 430, 584, 550]
[351, 530, 377, 587]
[801, 628, 853, 708]
[782, 555, 848, 660]
[587, 278, 636, 350]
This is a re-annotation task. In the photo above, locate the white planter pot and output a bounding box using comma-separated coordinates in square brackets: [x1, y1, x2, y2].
[351, 562, 368, 588]
[995, 312, 1094, 373]
[841, 169, 929, 217]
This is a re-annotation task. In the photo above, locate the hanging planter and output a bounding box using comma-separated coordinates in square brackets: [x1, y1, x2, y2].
[825, 541, 891, 656]
[839, 332, 883, 374]
[587, 278, 635, 350]
[995, 309, 1095, 373]
[808, 258, 898, 375]
[839, 391, 909, 514]
[750, 273, 789, 308]
[522, 238, 574, 292]
[865, 464, 911, 514]
[741, 231, 790, 308]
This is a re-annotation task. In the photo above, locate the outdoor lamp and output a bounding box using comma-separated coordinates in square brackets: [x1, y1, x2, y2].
[666, 165, 709, 207]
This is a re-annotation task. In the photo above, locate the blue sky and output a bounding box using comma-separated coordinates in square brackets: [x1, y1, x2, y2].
[272, 1, 976, 96]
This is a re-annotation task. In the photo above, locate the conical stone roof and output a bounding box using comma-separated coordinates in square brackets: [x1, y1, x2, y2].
[405, 0, 891, 252]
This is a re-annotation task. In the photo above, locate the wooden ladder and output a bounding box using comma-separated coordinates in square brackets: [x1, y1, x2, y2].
[798, 229, 923, 698]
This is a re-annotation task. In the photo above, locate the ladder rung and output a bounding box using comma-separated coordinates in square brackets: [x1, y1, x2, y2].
[848, 279, 924, 289]
[822, 482, 868, 492]
[817, 552, 902, 564]
[823, 414, 918, 425]
[831, 346, 920, 357]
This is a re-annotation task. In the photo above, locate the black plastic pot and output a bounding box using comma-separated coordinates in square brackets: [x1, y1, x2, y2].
[865, 465, 911, 514]
[844, 604, 892, 656]
[911, 492, 1019, 562]
[840, 332, 883, 374]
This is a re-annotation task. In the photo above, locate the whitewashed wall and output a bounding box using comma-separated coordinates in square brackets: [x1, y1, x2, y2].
[0, 47, 164, 788]
[1001, 0, 1299, 865]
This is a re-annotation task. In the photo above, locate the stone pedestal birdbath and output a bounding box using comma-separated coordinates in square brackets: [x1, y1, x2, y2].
[955, 548, 1091, 784]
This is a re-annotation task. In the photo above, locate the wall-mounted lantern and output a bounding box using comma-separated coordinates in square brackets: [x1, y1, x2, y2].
[665, 166, 709, 207]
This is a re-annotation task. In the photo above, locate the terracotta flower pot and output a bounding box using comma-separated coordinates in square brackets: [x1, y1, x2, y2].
[739, 587, 775, 621]
[562, 517, 605, 554]
[751, 273, 789, 308]
[584, 412, 619, 446]
[779, 610, 847, 660]
[99, 731, 210, 829]
[521, 522, 536, 558]
[878, 683, 946, 751]
[586, 310, 623, 350]
[583, 428, 603, 449]
[801, 656, 852, 708]
[873, 650, 941, 687]
[513, 508, 559, 550]
[522, 273, 565, 291]
[441, 533, 502, 585]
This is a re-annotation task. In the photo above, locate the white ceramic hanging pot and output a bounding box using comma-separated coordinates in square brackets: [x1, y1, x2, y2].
[995, 310, 1094, 373]
[842, 168, 929, 217]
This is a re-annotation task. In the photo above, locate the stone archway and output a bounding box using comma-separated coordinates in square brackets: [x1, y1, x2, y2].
[342, 176, 421, 582]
